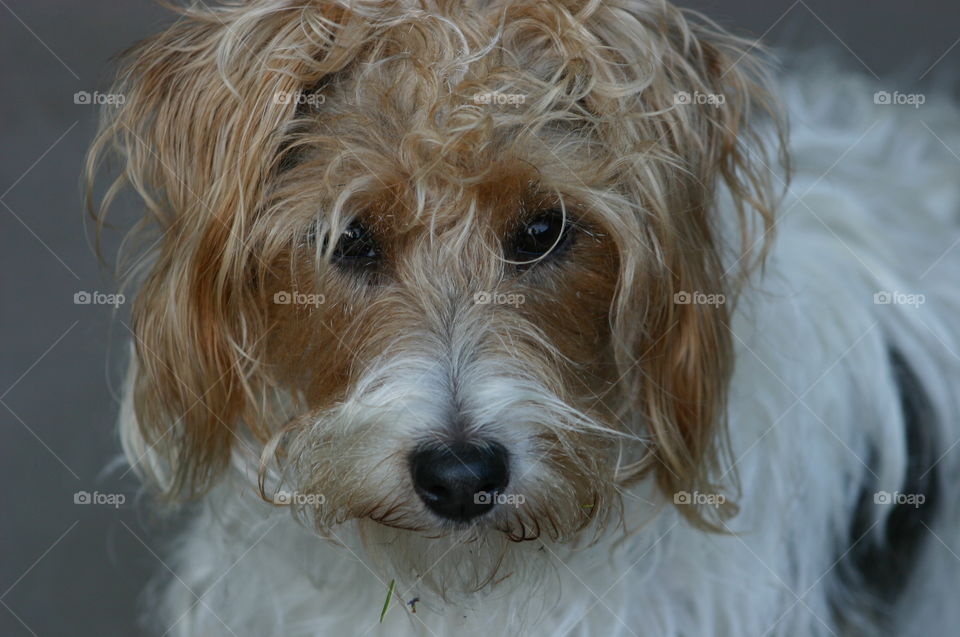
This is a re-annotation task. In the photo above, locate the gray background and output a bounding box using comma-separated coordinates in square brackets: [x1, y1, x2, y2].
[1, 1, 957, 635]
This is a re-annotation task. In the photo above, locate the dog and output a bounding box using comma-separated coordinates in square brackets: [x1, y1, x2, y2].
[87, 0, 960, 635]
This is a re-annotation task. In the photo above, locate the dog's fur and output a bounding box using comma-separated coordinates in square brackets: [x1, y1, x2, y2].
[88, 1, 960, 635]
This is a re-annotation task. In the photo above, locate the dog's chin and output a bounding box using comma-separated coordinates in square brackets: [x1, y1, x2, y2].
[285, 488, 609, 599]
[350, 513, 556, 600]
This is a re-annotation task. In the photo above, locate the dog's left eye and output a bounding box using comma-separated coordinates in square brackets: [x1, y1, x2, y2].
[329, 220, 379, 268]
[511, 209, 574, 264]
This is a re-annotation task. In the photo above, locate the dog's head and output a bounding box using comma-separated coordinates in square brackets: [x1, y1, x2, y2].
[90, 0, 781, 592]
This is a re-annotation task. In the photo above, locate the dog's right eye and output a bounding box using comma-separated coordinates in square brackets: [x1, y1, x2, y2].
[330, 220, 379, 268]
[510, 209, 575, 266]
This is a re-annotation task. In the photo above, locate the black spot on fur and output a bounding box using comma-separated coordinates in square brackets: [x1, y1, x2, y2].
[844, 347, 940, 622]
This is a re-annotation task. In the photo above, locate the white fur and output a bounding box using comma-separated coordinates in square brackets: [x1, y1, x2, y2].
[124, 67, 960, 637]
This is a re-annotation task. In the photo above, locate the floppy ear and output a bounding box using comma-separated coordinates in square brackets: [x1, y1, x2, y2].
[87, 3, 358, 497]
[577, 2, 785, 525]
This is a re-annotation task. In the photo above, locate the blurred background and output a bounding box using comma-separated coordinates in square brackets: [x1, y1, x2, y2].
[1, 1, 957, 634]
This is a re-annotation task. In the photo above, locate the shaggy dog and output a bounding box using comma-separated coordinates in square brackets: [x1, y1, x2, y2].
[87, 0, 960, 635]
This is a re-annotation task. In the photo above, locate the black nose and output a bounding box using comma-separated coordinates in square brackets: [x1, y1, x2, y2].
[409, 442, 510, 522]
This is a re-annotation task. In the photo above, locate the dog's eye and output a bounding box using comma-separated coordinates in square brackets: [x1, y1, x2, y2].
[512, 209, 574, 264]
[331, 220, 379, 267]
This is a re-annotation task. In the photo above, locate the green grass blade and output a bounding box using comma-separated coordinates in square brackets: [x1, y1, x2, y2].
[379, 579, 396, 623]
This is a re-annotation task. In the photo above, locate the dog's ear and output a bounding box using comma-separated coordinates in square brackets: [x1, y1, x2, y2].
[87, 4, 356, 498]
[575, 2, 786, 525]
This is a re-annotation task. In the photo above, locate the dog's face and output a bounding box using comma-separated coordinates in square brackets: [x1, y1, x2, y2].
[91, 0, 779, 590]
[265, 148, 624, 540]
